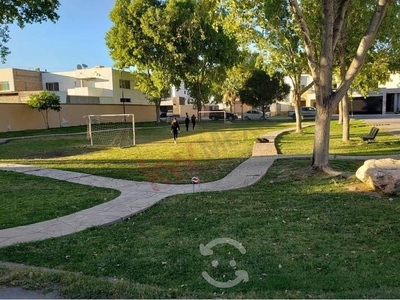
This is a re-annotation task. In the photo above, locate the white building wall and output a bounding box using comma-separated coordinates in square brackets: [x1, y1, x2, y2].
[41, 67, 149, 105]
[298, 72, 400, 114]
[171, 82, 191, 104]
[42, 72, 76, 92]
[111, 68, 148, 105]
[379, 73, 400, 89]
[53, 91, 67, 103]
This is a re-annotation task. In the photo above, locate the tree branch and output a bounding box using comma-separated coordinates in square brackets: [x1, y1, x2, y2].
[332, 0, 350, 49]
[300, 80, 315, 96]
[334, 0, 390, 104]
[289, 0, 319, 81]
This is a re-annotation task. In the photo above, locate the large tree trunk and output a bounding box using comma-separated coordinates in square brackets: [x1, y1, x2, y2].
[155, 103, 161, 124]
[338, 40, 350, 141]
[290, 0, 390, 172]
[294, 93, 302, 133]
[291, 78, 303, 133]
[342, 94, 350, 141]
[311, 103, 332, 170]
[338, 100, 343, 124]
[44, 110, 50, 129]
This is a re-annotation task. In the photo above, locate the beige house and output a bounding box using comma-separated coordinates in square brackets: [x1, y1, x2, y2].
[295, 73, 400, 114]
[0, 66, 157, 132]
[41, 66, 148, 105]
[0, 66, 150, 106]
[0, 68, 43, 103]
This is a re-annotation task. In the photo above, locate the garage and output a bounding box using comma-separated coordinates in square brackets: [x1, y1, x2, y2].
[351, 96, 382, 114]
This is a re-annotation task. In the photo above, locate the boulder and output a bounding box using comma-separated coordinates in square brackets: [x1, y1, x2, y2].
[356, 158, 400, 195]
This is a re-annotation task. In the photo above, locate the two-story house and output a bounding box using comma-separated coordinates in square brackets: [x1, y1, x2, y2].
[41, 66, 148, 105]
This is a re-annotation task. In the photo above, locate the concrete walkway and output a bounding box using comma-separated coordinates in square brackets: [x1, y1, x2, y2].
[0, 129, 285, 248]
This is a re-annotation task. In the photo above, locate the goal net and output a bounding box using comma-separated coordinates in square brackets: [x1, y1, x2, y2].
[87, 114, 135, 147]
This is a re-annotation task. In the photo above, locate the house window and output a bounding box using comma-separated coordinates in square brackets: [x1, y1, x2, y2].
[119, 79, 131, 89]
[0, 81, 10, 91]
[46, 82, 59, 91]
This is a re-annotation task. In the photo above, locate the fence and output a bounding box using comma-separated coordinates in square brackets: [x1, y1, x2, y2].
[0, 103, 156, 132]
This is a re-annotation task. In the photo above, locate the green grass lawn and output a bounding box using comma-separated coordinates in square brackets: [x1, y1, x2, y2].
[0, 171, 120, 229]
[0, 121, 294, 183]
[0, 122, 165, 139]
[0, 125, 87, 139]
[1, 119, 400, 298]
[0, 159, 399, 298]
[277, 119, 400, 155]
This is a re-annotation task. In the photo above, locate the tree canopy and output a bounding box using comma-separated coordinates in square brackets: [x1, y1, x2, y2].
[178, 0, 240, 111]
[27, 90, 61, 129]
[211, 51, 254, 111]
[239, 69, 290, 117]
[106, 0, 238, 113]
[0, 0, 60, 62]
[290, 0, 391, 171]
[106, 0, 239, 118]
[106, 0, 179, 122]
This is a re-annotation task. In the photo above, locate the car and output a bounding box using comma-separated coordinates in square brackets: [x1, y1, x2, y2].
[243, 110, 269, 120]
[287, 106, 316, 120]
[160, 111, 175, 122]
[209, 111, 237, 121]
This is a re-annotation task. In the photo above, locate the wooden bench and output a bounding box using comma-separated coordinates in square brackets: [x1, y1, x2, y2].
[360, 127, 379, 141]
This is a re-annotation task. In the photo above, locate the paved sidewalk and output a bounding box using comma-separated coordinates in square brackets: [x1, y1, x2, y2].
[0, 129, 290, 248]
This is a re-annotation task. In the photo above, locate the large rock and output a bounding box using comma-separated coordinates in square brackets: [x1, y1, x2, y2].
[356, 158, 400, 195]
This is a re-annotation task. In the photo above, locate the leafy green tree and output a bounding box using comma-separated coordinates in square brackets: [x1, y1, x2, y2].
[0, 0, 60, 62]
[175, 0, 240, 111]
[212, 51, 254, 112]
[223, 0, 392, 172]
[107, 0, 239, 117]
[335, 0, 400, 141]
[239, 69, 290, 118]
[257, 2, 312, 133]
[106, 0, 180, 123]
[27, 91, 61, 129]
[288, 0, 391, 172]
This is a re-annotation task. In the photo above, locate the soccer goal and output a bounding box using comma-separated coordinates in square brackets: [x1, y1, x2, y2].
[87, 114, 135, 147]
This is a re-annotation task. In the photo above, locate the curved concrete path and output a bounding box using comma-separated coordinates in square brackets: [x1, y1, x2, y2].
[0, 129, 284, 248]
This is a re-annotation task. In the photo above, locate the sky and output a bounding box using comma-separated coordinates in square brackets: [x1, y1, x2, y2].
[2, 0, 116, 72]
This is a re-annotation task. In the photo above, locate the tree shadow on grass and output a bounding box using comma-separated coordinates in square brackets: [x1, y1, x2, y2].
[0, 159, 399, 298]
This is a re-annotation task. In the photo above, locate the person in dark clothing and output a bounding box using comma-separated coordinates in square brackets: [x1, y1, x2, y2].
[171, 118, 180, 143]
[185, 113, 190, 131]
[191, 114, 196, 130]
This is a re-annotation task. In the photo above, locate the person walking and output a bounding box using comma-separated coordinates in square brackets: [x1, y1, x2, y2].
[191, 114, 196, 130]
[185, 113, 190, 131]
[171, 118, 180, 143]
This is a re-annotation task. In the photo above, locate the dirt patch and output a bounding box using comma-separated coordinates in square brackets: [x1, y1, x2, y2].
[23, 147, 93, 159]
[345, 182, 382, 198]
